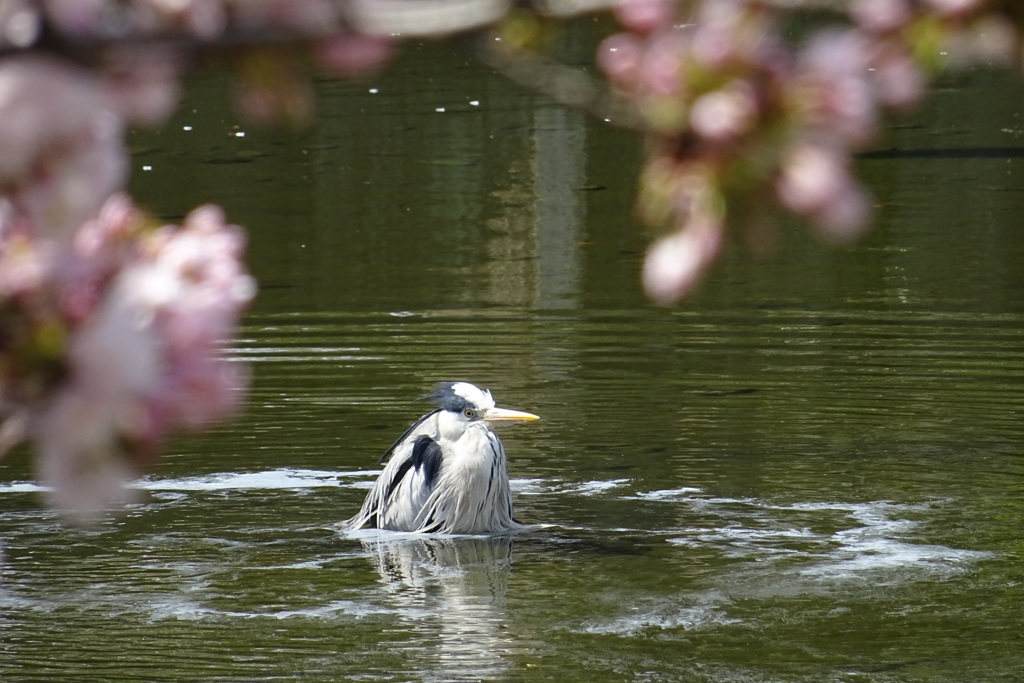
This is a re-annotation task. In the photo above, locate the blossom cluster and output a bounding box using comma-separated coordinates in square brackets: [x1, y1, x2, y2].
[0, 0, 396, 124]
[2, 0, 1023, 517]
[1, 195, 255, 517]
[598, 0, 1024, 303]
[0, 2, 407, 518]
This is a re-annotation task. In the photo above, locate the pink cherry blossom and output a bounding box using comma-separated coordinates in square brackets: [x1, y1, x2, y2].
[614, 0, 676, 36]
[870, 46, 926, 109]
[0, 55, 126, 240]
[776, 141, 872, 241]
[37, 388, 141, 519]
[3, 194, 257, 517]
[228, 0, 339, 34]
[776, 143, 850, 215]
[132, 0, 227, 38]
[690, 80, 759, 143]
[0, 228, 55, 297]
[794, 30, 878, 147]
[923, 0, 986, 19]
[101, 46, 184, 126]
[850, 0, 914, 35]
[597, 33, 644, 88]
[316, 33, 395, 77]
[38, 0, 108, 35]
[643, 216, 723, 304]
[640, 30, 688, 97]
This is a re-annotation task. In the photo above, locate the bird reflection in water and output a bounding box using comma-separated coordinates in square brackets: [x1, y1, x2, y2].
[355, 531, 522, 680]
[341, 382, 539, 678]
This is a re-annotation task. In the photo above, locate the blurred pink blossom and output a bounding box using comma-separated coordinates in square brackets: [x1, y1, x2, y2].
[795, 30, 878, 147]
[692, 1, 778, 70]
[229, 0, 339, 33]
[101, 46, 184, 126]
[11, 196, 257, 518]
[690, 80, 759, 143]
[960, 15, 1019, 66]
[776, 142, 871, 241]
[41, 0, 343, 38]
[316, 33, 396, 77]
[640, 30, 688, 97]
[870, 47, 926, 109]
[39, 0, 107, 35]
[126, 205, 255, 428]
[0, 0, 40, 48]
[614, 0, 676, 35]
[35, 263, 162, 517]
[642, 216, 723, 304]
[0, 55, 126, 240]
[923, 0, 986, 19]
[850, 0, 914, 34]
[691, 1, 747, 69]
[133, 0, 227, 37]
[0, 230, 55, 297]
[597, 33, 644, 88]
[37, 389, 141, 519]
[813, 183, 872, 243]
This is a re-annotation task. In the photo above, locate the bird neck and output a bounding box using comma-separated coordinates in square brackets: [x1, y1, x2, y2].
[436, 410, 480, 443]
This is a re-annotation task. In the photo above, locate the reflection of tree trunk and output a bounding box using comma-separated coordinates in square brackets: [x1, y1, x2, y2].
[361, 533, 518, 680]
[534, 106, 585, 310]
[486, 157, 538, 308]
[485, 105, 585, 308]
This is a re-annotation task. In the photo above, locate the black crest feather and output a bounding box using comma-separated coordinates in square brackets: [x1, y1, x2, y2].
[421, 381, 474, 413]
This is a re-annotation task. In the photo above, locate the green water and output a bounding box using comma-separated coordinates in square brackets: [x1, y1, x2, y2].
[2, 40, 1024, 681]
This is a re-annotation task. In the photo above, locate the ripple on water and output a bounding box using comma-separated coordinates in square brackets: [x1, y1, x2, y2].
[2, 471, 989, 588]
[0, 469, 994, 646]
[577, 486, 994, 637]
[659, 494, 992, 586]
[581, 597, 741, 636]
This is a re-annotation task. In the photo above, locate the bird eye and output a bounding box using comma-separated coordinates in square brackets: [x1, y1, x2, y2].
[464, 409, 475, 418]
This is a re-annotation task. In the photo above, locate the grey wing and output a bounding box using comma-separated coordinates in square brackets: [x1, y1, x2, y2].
[342, 412, 444, 531]
[378, 409, 440, 464]
[412, 429, 521, 534]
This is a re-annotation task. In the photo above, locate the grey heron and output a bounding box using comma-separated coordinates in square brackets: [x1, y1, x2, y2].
[342, 382, 539, 534]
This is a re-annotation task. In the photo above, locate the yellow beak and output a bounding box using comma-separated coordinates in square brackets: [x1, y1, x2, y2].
[484, 407, 540, 422]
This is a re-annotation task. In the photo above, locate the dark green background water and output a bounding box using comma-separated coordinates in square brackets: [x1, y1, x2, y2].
[2, 34, 1024, 681]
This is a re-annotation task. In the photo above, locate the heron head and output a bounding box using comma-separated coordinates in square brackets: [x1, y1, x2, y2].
[425, 381, 539, 436]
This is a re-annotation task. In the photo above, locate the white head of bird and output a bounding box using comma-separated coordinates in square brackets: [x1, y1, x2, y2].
[429, 381, 539, 440]
[343, 382, 539, 534]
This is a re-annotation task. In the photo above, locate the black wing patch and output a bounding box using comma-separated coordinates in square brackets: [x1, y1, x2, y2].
[384, 458, 415, 505]
[410, 435, 444, 491]
[380, 434, 444, 506]
[378, 409, 440, 464]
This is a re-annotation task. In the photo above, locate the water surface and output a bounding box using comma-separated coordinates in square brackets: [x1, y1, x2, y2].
[2, 40, 1024, 682]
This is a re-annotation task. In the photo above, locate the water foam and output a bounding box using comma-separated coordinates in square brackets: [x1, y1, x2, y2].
[664, 498, 991, 583]
[0, 467, 383, 496]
